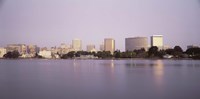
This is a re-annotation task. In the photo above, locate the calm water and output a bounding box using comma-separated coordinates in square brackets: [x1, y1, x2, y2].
[0, 59, 200, 99]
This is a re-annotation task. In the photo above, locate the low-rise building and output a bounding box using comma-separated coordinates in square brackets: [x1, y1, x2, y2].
[87, 45, 96, 52]
[27, 45, 39, 57]
[6, 44, 26, 54]
[187, 45, 199, 49]
[0, 48, 7, 58]
[100, 44, 104, 51]
[38, 50, 52, 59]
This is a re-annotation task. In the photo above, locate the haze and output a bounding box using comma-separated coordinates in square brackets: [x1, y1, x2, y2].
[0, 0, 200, 50]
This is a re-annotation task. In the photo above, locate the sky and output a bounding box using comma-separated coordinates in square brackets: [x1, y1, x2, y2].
[0, 0, 200, 51]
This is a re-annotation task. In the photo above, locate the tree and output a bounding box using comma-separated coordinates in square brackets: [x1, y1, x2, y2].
[173, 46, 183, 58]
[114, 50, 121, 58]
[134, 48, 147, 58]
[185, 47, 200, 58]
[3, 51, 20, 59]
[67, 51, 76, 58]
[148, 46, 158, 57]
[61, 51, 76, 59]
[96, 51, 112, 58]
[174, 46, 183, 53]
[165, 49, 175, 55]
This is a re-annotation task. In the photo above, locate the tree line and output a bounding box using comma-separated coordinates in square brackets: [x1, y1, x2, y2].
[3, 46, 200, 59]
[60, 46, 200, 59]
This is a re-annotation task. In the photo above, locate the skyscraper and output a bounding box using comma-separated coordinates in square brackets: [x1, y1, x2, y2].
[104, 38, 115, 54]
[125, 37, 148, 51]
[151, 35, 163, 50]
[72, 39, 82, 51]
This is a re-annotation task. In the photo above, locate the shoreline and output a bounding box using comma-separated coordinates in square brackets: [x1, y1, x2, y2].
[0, 58, 197, 60]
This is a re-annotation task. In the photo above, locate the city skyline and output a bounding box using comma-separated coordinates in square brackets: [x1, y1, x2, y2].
[0, 36, 199, 51]
[0, 0, 200, 50]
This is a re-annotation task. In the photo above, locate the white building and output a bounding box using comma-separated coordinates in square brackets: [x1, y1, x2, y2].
[0, 48, 6, 58]
[38, 50, 52, 58]
[104, 38, 115, 54]
[72, 39, 82, 51]
[151, 35, 164, 50]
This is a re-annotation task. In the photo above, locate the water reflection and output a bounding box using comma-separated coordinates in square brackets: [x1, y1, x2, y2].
[1, 60, 200, 99]
[187, 60, 200, 67]
[111, 60, 114, 68]
[153, 60, 164, 87]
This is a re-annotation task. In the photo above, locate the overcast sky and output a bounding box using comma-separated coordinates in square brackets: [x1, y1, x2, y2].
[0, 0, 200, 50]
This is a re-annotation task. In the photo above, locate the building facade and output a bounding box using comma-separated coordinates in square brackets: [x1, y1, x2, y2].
[187, 45, 199, 49]
[38, 50, 52, 58]
[72, 39, 82, 51]
[100, 44, 104, 51]
[87, 45, 96, 52]
[104, 38, 115, 54]
[151, 35, 163, 50]
[27, 45, 39, 53]
[125, 37, 148, 51]
[0, 47, 6, 58]
[6, 44, 27, 54]
[57, 43, 73, 55]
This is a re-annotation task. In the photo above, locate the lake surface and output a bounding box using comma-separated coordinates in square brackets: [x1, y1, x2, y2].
[0, 59, 200, 99]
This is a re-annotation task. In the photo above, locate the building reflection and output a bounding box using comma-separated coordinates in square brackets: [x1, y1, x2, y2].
[153, 60, 164, 87]
[111, 60, 114, 68]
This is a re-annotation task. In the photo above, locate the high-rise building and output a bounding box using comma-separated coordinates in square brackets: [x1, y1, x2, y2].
[125, 37, 148, 51]
[151, 35, 163, 50]
[104, 38, 115, 54]
[87, 45, 96, 52]
[72, 39, 82, 51]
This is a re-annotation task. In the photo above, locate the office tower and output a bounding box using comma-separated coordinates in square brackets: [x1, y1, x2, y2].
[104, 38, 115, 54]
[125, 37, 148, 51]
[72, 39, 82, 51]
[151, 35, 163, 50]
[87, 45, 96, 52]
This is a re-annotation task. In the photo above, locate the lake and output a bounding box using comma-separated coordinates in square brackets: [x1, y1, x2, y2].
[0, 59, 200, 99]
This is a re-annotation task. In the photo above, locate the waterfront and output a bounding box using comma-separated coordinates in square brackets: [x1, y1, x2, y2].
[0, 59, 200, 99]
